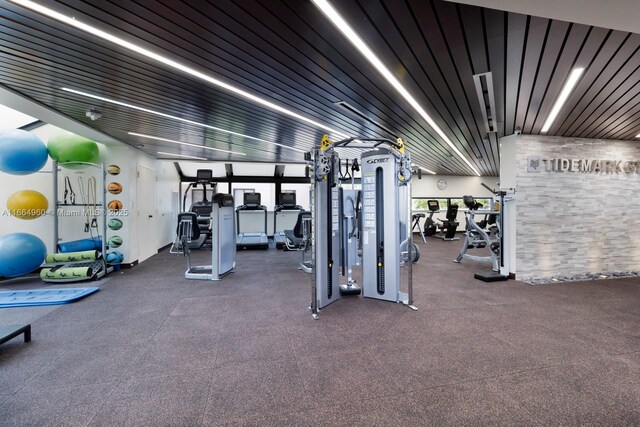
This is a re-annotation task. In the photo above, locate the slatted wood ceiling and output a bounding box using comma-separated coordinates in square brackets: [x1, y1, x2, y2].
[1, 0, 639, 175]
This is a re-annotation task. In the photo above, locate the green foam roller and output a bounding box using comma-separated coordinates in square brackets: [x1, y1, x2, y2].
[45, 250, 98, 263]
[40, 267, 93, 280]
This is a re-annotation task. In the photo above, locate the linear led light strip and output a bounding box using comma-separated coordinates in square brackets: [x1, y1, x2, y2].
[312, 0, 480, 176]
[61, 87, 306, 154]
[412, 164, 436, 175]
[541, 68, 585, 133]
[9, 0, 349, 140]
[131, 132, 243, 156]
[157, 151, 207, 160]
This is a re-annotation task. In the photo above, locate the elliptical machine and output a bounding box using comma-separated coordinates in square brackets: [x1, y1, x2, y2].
[453, 195, 500, 271]
[180, 169, 216, 249]
[453, 183, 513, 282]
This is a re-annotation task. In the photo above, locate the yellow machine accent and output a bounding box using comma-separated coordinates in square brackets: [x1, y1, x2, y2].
[320, 134, 333, 151]
[396, 137, 405, 154]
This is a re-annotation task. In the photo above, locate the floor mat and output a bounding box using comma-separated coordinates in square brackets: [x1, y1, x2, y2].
[0, 287, 100, 308]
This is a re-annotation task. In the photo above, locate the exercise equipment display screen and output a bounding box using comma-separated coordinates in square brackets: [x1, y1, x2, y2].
[196, 169, 212, 182]
[280, 192, 296, 205]
[243, 192, 261, 205]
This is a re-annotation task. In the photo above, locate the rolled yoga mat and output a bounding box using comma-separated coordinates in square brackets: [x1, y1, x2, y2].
[40, 267, 93, 280]
[57, 237, 102, 253]
[45, 250, 98, 263]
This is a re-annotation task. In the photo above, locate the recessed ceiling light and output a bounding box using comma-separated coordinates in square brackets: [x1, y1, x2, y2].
[312, 0, 480, 177]
[636, 134, 640, 138]
[130, 132, 245, 156]
[541, 67, 585, 133]
[157, 151, 207, 160]
[61, 87, 304, 154]
[9, 0, 348, 140]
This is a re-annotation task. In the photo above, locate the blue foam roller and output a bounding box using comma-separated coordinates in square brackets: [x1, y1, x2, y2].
[57, 237, 102, 253]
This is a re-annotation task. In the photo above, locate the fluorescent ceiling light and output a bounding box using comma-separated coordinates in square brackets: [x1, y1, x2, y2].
[636, 134, 640, 138]
[312, 0, 480, 176]
[9, 0, 348, 140]
[412, 164, 436, 175]
[131, 132, 245, 156]
[61, 87, 305, 153]
[541, 68, 585, 133]
[157, 151, 207, 160]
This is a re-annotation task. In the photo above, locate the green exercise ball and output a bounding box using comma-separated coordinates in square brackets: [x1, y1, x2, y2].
[108, 235, 123, 248]
[108, 218, 123, 230]
[47, 131, 99, 169]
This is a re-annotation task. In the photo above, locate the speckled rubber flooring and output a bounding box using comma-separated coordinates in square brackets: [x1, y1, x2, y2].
[1, 238, 639, 426]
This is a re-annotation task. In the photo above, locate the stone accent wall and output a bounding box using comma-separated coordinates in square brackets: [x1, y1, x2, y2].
[515, 135, 640, 280]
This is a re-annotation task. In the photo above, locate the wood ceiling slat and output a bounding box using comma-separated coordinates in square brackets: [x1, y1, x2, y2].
[324, 0, 474, 174]
[571, 49, 640, 137]
[0, 46, 324, 150]
[57, 0, 371, 139]
[514, 17, 550, 133]
[432, 0, 492, 174]
[0, 81, 304, 161]
[408, 0, 492, 173]
[361, 0, 490, 173]
[224, 0, 461, 172]
[522, 20, 572, 134]
[531, 25, 605, 134]
[607, 115, 640, 139]
[457, 4, 495, 172]
[0, 12, 337, 147]
[554, 31, 634, 135]
[581, 78, 640, 138]
[2, 0, 640, 177]
[460, 5, 502, 170]
[204, 0, 460, 172]
[484, 9, 506, 138]
[503, 13, 528, 135]
[591, 99, 640, 139]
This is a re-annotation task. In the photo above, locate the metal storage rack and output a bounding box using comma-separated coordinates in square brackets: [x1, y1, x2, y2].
[45, 161, 112, 282]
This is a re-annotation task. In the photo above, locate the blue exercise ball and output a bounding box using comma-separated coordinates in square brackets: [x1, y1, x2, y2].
[0, 233, 47, 277]
[105, 251, 124, 265]
[0, 129, 48, 175]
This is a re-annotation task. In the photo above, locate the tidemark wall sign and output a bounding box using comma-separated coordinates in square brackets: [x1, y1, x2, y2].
[527, 155, 640, 173]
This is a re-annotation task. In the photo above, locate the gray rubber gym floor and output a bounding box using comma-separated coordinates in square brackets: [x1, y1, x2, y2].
[1, 238, 639, 426]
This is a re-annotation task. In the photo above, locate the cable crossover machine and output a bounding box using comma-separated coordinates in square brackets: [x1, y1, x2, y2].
[306, 135, 418, 320]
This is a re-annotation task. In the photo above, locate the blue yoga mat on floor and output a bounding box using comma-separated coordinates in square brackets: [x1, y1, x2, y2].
[0, 287, 99, 308]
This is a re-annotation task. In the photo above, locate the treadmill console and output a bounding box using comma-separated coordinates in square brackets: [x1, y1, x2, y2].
[243, 192, 261, 207]
[279, 192, 296, 206]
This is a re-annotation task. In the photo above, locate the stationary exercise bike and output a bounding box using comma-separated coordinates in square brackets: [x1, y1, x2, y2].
[422, 200, 440, 237]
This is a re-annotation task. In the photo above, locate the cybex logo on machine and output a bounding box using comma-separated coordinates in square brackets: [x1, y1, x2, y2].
[527, 155, 640, 174]
[366, 157, 389, 164]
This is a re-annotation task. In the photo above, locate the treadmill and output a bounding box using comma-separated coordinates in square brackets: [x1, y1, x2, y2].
[236, 192, 269, 250]
[273, 192, 304, 249]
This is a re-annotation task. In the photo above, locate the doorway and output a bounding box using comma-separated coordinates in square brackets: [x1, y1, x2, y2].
[137, 164, 157, 262]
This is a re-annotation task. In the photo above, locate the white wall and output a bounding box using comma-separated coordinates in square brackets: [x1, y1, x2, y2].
[104, 146, 179, 263]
